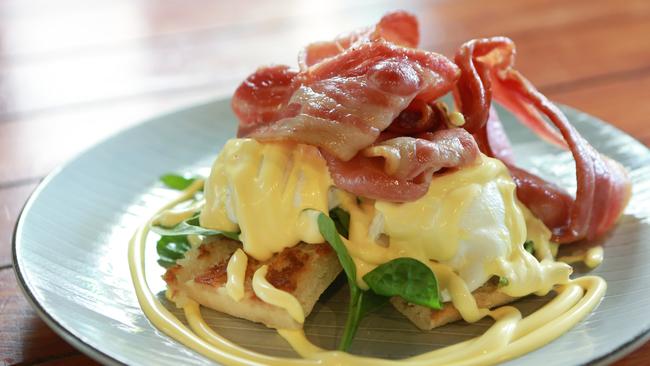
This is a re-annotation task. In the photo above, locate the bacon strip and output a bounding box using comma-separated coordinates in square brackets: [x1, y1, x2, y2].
[507, 165, 573, 231]
[386, 99, 452, 135]
[238, 41, 459, 161]
[472, 106, 515, 165]
[455, 37, 631, 243]
[325, 128, 480, 202]
[298, 11, 419, 70]
[233, 65, 298, 137]
[454, 37, 565, 148]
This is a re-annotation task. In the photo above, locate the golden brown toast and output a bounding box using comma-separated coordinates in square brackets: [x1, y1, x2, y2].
[165, 237, 515, 331]
[390, 279, 515, 330]
[164, 236, 341, 329]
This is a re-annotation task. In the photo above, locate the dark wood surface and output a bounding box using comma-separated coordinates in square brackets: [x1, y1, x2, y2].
[1, 0, 648, 364]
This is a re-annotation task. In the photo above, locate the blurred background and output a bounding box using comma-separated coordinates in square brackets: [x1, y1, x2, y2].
[1, 0, 648, 364]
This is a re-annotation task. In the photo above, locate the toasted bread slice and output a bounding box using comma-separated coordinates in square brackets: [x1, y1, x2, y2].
[390, 279, 515, 330]
[164, 236, 341, 329]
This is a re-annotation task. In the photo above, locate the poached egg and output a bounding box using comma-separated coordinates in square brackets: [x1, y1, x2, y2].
[200, 138, 570, 298]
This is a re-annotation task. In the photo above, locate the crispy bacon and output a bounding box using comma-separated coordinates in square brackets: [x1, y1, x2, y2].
[325, 128, 479, 202]
[472, 106, 515, 165]
[454, 37, 565, 148]
[507, 165, 573, 231]
[386, 99, 451, 135]
[231, 13, 629, 243]
[298, 11, 419, 70]
[233, 65, 298, 137]
[456, 37, 631, 243]
[238, 41, 459, 161]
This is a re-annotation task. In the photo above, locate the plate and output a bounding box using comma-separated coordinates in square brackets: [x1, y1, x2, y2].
[13, 98, 650, 365]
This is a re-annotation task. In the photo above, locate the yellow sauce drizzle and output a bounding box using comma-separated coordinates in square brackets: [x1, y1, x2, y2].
[154, 199, 203, 227]
[585, 247, 605, 268]
[277, 276, 605, 366]
[559, 246, 604, 269]
[129, 181, 607, 366]
[225, 248, 248, 302]
[252, 265, 305, 324]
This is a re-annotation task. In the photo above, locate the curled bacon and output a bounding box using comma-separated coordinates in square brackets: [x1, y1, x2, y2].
[298, 11, 419, 70]
[325, 128, 480, 202]
[454, 37, 565, 148]
[455, 37, 631, 243]
[236, 40, 459, 161]
[471, 106, 515, 165]
[231, 13, 630, 244]
[507, 165, 573, 231]
[233, 65, 298, 137]
[386, 99, 452, 135]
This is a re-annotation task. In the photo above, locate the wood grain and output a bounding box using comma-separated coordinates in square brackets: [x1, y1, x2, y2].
[2, 0, 649, 119]
[0, 269, 99, 365]
[616, 343, 650, 366]
[0, 90, 221, 184]
[0, 0, 648, 364]
[0, 183, 38, 268]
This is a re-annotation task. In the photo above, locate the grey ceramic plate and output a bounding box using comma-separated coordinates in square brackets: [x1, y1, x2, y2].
[13, 98, 650, 365]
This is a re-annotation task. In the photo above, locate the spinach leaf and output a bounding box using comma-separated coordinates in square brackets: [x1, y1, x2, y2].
[154, 214, 239, 268]
[329, 207, 350, 238]
[152, 215, 240, 241]
[339, 290, 362, 351]
[317, 213, 358, 298]
[318, 213, 364, 350]
[339, 290, 388, 350]
[318, 213, 435, 351]
[160, 174, 198, 190]
[363, 257, 442, 310]
[359, 289, 389, 315]
[156, 235, 191, 268]
[524, 240, 535, 254]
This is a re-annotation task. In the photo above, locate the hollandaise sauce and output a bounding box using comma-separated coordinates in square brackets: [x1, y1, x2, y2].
[252, 265, 305, 323]
[558, 246, 605, 269]
[200, 139, 330, 260]
[129, 140, 607, 366]
[225, 248, 247, 302]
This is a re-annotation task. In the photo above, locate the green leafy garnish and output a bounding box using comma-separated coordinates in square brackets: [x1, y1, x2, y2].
[160, 174, 198, 190]
[319, 213, 371, 350]
[358, 290, 389, 315]
[498, 276, 509, 287]
[329, 207, 350, 238]
[153, 213, 240, 268]
[317, 213, 358, 298]
[363, 258, 442, 310]
[152, 214, 240, 241]
[318, 213, 441, 351]
[524, 240, 535, 254]
[156, 235, 191, 268]
[339, 290, 388, 349]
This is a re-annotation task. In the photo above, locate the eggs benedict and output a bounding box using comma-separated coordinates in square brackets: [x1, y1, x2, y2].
[161, 133, 572, 332]
[129, 10, 631, 366]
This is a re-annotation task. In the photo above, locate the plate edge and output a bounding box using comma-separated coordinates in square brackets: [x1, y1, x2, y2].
[11, 176, 126, 366]
[9, 99, 650, 366]
[9, 98, 224, 366]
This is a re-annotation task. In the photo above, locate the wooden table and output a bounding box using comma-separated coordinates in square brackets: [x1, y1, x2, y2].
[1, 0, 648, 364]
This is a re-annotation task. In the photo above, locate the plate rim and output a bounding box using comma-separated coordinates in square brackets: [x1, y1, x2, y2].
[12, 174, 124, 366]
[10, 98, 221, 366]
[10, 98, 650, 366]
